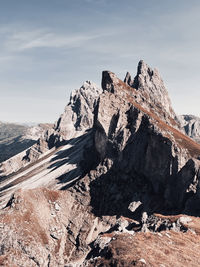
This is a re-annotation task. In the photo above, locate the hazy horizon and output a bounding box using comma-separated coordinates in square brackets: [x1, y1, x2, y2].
[1, 0, 200, 123]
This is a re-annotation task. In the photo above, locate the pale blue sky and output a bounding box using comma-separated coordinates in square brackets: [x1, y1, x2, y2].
[0, 0, 200, 123]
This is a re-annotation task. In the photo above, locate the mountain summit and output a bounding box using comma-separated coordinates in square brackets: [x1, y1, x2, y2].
[1, 61, 200, 266]
[124, 60, 177, 124]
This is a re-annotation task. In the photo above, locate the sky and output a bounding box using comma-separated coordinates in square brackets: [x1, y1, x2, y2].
[0, 0, 200, 123]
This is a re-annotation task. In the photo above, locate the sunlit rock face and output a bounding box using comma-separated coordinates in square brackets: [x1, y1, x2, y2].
[0, 81, 101, 176]
[179, 114, 200, 144]
[1, 61, 200, 266]
[55, 80, 102, 138]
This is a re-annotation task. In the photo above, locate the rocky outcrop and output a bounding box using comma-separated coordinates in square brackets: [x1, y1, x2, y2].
[124, 60, 179, 127]
[84, 216, 200, 267]
[133, 60, 174, 116]
[0, 81, 101, 177]
[0, 124, 53, 176]
[0, 188, 112, 266]
[179, 114, 200, 144]
[1, 61, 200, 213]
[24, 80, 101, 165]
[1, 61, 200, 266]
[55, 80, 102, 139]
[91, 65, 200, 217]
[124, 71, 134, 86]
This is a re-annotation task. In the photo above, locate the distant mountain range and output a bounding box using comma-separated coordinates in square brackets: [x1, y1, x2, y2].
[0, 121, 53, 163]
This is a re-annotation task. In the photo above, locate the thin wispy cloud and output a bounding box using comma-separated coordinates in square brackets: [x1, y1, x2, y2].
[6, 31, 108, 51]
[0, 0, 200, 122]
[3, 29, 108, 52]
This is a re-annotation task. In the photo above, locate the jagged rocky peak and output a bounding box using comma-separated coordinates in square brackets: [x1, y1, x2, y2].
[43, 80, 102, 145]
[102, 61, 179, 127]
[55, 80, 102, 139]
[130, 59, 162, 87]
[133, 60, 167, 96]
[134, 61, 176, 118]
[92, 63, 200, 217]
[101, 70, 120, 93]
[124, 71, 134, 86]
[0, 81, 102, 176]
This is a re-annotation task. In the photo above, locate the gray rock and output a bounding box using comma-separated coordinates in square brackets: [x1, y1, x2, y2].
[124, 71, 134, 86]
[128, 201, 142, 213]
[1, 61, 200, 266]
[179, 114, 200, 144]
[55, 80, 102, 138]
[54, 203, 60, 211]
[179, 216, 192, 224]
[0, 81, 102, 177]
[139, 258, 147, 265]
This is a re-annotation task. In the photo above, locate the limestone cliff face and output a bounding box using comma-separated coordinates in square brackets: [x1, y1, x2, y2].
[55, 80, 102, 138]
[93, 66, 200, 217]
[124, 60, 178, 127]
[134, 60, 175, 116]
[179, 114, 200, 144]
[1, 61, 200, 266]
[0, 81, 101, 176]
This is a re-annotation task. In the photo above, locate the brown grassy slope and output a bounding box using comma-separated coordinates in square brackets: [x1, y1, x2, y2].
[90, 230, 200, 267]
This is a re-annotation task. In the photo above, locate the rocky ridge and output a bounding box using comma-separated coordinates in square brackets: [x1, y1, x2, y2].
[1, 61, 200, 266]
